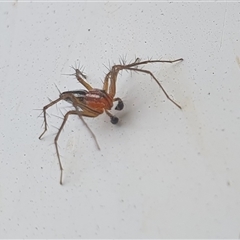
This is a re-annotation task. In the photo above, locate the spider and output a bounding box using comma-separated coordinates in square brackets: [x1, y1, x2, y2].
[39, 57, 183, 184]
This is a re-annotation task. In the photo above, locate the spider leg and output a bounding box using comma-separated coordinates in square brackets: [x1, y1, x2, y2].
[39, 97, 63, 139]
[121, 67, 181, 109]
[73, 68, 93, 90]
[55, 109, 101, 185]
[122, 58, 183, 69]
[103, 70, 118, 99]
[103, 72, 111, 93]
[72, 105, 101, 151]
[55, 110, 75, 185]
[103, 58, 183, 108]
[59, 91, 102, 150]
[40, 93, 102, 184]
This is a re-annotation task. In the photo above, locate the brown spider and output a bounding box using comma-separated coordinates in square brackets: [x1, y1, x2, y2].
[39, 57, 183, 184]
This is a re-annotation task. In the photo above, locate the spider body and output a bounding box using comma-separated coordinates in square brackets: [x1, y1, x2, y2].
[62, 89, 112, 111]
[60, 88, 122, 124]
[39, 57, 183, 184]
[81, 89, 113, 111]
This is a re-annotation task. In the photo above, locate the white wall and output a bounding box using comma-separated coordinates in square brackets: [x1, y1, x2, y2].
[1, 2, 240, 238]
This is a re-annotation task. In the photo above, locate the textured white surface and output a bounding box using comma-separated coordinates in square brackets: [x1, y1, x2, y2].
[1, 2, 240, 238]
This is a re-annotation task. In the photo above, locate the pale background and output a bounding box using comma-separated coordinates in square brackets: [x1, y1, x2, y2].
[0, 2, 240, 238]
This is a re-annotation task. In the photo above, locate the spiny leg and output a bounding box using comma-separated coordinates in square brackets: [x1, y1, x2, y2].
[122, 67, 181, 109]
[121, 58, 183, 69]
[72, 106, 101, 151]
[63, 66, 93, 90]
[54, 110, 75, 185]
[63, 92, 102, 150]
[73, 68, 93, 90]
[40, 93, 101, 184]
[105, 58, 183, 108]
[53, 91, 101, 150]
[39, 97, 62, 139]
[55, 109, 101, 185]
[39, 89, 90, 140]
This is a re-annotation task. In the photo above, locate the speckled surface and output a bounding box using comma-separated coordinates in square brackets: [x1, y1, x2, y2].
[0, 2, 240, 238]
